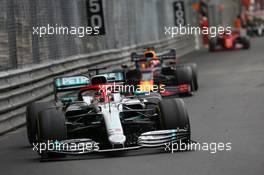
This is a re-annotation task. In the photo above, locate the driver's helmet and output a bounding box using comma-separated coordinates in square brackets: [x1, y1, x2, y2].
[143, 49, 157, 59]
[93, 90, 104, 102]
[143, 49, 160, 67]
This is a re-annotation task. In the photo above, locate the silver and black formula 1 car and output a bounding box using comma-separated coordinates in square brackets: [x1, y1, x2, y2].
[26, 72, 191, 160]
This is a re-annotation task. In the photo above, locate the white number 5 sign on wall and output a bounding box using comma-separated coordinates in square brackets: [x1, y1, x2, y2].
[86, 0, 106, 35]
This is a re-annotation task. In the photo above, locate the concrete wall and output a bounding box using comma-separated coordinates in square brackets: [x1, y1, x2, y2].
[0, 0, 197, 69]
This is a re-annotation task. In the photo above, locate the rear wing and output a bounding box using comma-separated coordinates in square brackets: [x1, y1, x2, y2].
[91, 71, 125, 84]
[54, 75, 90, 101]
[131, 49, 176, 62]
[157, 49, 176, 60]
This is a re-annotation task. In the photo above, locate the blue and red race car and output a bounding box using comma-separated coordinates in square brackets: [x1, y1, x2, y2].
[123, 48, 198, 96]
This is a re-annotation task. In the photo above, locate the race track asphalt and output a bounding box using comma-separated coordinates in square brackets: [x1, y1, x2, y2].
[0, 38, 264, 175]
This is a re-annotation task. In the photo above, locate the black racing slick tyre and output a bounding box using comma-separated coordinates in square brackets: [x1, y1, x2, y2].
[37, 109, 67, 159]
[175, 66, 194, 95]
[184, 63, 198, 91]
[26, 102, 54, 146]
[175, 66, 193, 85]
[37, 109, 66, 142]
[209, 38, 216, 52]
[240, 37, 250, 49]
[159, 98, 191, 140]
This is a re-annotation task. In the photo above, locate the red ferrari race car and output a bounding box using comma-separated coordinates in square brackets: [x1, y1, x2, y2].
[123, 48, 198, 97]
[209, 29, 250, 52]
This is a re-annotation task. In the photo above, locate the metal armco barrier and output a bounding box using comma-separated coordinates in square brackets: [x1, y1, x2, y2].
[0, 35, 195, 135]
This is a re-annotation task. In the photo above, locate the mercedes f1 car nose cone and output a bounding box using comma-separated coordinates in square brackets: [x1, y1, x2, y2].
[109, 134, 126, 145]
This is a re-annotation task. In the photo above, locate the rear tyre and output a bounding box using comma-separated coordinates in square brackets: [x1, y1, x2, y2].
[175, 66, 193, 96]
[184, 63, 198, 91]
[159, 98, 191, 140]
[37, 109, 67, 158]
[209, 38, 217, 52]
[26, 102, 54, 146]
[240, 37, 250, 49]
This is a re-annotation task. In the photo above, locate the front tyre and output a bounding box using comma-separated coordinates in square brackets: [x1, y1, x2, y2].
[159, 98, 191, 140]
[37, 109, 67, 159]
[26, 102, 54, 146]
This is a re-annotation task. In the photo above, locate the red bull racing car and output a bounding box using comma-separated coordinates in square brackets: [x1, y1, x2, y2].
[123, 48, 198, 96]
